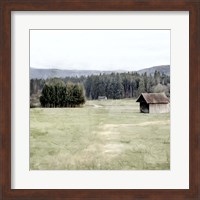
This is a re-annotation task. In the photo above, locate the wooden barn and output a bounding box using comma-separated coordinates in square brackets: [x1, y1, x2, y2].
[136, 93, 170, 113]
[98, 96, 107, 100]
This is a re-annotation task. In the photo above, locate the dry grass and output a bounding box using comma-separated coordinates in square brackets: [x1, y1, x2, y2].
[30, 99, 170, 170]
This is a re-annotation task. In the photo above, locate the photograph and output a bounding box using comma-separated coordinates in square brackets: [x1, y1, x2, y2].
[30, 29, 170, 170]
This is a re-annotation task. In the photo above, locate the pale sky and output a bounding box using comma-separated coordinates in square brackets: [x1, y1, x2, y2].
[30, 30, 170, 71]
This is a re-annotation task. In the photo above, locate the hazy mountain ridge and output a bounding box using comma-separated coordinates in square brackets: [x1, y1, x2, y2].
[30, 68, 117, 79]
[30, 65, 170, 79]
[137, 65, 170, 76]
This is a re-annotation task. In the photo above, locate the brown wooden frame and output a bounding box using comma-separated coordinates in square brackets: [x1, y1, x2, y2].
[0, 0, 200, 199]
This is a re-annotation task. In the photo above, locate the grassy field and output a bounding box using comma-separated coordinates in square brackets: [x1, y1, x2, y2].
[30, 99, 170, 170]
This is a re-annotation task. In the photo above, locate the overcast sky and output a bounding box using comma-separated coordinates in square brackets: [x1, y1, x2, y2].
[30, 30, 170, 71]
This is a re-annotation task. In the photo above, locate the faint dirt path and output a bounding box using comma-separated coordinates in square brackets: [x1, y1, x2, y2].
[93, 104, 102, 108]
[98, 120, 169, 155]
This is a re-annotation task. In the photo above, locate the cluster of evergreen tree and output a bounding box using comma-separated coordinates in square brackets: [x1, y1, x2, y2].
[30, 70, 170, 103]
[39, 79, 85, 107]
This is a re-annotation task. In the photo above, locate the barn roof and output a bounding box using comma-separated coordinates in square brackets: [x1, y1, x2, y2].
[136, 93, 169, 104]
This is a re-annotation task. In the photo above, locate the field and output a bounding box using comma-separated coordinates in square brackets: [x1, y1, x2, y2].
[30, 99, 170, 170]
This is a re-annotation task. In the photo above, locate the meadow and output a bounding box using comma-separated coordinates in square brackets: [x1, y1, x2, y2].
[30, 99, 170, 170]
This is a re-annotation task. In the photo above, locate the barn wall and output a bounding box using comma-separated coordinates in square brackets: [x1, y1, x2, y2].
[149, 104, 170, 113]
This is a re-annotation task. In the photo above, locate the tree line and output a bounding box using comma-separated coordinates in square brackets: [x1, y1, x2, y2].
[84, 71, 170, 99]
[39, 79, 85, 107]
[30, 70, 170, 103]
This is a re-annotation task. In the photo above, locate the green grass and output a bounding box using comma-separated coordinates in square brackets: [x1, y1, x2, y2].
[30, 99, 170, 170]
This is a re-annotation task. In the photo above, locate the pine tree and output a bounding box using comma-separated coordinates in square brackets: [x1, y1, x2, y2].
[138, 79, 146, 95]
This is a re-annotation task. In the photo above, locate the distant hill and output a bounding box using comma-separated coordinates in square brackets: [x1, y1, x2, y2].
[30, 65, 170, 79]
[137, 65, 170, 76]
[30, 68, 116, 79]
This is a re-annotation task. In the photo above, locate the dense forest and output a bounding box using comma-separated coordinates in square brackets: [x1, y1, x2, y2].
[30, 70, 170, 107]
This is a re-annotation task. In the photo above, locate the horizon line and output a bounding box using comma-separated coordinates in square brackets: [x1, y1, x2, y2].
[30, 64, 170, 71]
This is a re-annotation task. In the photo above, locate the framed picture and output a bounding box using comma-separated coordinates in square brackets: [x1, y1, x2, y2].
[1, 0, 199, 199]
